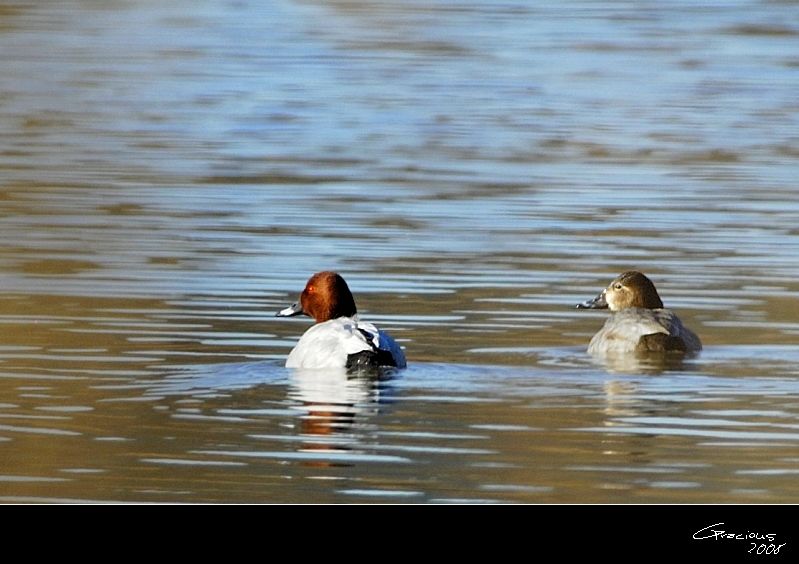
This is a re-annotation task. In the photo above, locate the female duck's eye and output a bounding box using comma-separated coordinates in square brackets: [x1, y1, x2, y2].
[613, 283, 623, 290]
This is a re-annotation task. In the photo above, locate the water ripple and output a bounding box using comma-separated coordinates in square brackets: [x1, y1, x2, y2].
[0, 0, 798, 504]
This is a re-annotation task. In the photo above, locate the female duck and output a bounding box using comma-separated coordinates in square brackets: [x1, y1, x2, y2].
[577, 271, 702, 354]
[276, 271, 406, 370]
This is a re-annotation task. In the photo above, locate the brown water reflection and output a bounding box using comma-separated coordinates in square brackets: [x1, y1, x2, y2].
[1, 0, 799, 502]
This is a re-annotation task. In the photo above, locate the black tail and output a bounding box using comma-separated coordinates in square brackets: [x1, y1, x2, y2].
[346, 350, 398, 371]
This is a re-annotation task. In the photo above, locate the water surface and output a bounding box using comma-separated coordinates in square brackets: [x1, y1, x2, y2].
[0, 0, 798, 503]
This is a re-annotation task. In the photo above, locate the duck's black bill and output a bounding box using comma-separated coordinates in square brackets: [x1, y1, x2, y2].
[276, 302, 304, 317]
[576, 292, 608, 309]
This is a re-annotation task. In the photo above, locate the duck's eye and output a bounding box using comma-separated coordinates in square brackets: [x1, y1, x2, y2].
[306, 285, 315, 294]
[613, 283, 623, 290]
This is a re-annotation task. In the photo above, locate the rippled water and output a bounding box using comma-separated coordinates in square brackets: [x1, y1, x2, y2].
[0, 0, 798, 503]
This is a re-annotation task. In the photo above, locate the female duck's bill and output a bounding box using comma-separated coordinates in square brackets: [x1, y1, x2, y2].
[576, 271, 702, 355]
[276, 271, 407, 370]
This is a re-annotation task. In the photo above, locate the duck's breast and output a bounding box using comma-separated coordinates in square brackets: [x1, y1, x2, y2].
[285, 318, 366, 368]
[285, 317, 406, 369]
[588, 308, 700, 354]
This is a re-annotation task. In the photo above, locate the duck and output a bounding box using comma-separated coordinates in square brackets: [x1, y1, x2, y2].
[576, 271, 702, 355]
[276, 271, 407, 370]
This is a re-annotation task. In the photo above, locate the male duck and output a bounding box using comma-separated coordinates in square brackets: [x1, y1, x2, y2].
[576, 271, 702, 354]
[276, 271, 407, 370]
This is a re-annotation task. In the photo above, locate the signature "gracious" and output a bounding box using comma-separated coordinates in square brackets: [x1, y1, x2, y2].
[694, 522, 776, 542]
[693, 523, 788, 555]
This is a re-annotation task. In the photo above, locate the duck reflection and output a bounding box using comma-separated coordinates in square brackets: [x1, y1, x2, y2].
[597, 364, 698, 469]
[595, 377, 673, 472]
[590, 350, 698, 375]
[285, 366, 396, 466]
